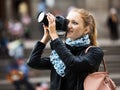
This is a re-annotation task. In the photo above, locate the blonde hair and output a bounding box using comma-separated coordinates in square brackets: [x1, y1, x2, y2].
[69, 8, 98, 46]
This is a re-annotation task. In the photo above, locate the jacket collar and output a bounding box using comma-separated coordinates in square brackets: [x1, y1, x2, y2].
[65, 44, 90, 54]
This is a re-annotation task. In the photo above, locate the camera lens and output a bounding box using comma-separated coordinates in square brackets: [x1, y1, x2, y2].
[37, 11, 48, 26]
[37, 11, 68, 31]
[37, 12, 45, 22]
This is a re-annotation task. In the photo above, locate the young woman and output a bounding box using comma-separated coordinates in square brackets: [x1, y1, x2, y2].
[27, 8, 104, 90]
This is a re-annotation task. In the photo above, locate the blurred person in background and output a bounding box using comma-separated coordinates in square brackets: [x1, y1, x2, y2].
[35, 83, 43, 90]
[19, 1, 32, 39]
[8, 18, 24, 40]
[0, 19, 9, 56]
[6, 58, 34, 90]
[16, 58, 35, 90]
[107, 8, 119, 40]
[6, 59, 23, 90]
[7, 39, 24, 60]
[35, 82, 49, 90]
[21, 13, 32, 39]
[6, 18, 25, 59]
[27, 8, 103, 90]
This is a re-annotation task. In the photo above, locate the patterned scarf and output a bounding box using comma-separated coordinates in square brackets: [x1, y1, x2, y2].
[50, 34, 90, 77]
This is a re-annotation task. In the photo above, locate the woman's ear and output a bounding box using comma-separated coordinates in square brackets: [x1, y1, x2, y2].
[84, 26, 90, 35]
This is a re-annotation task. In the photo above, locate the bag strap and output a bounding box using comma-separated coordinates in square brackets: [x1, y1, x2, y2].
[85, 46, 107, 72]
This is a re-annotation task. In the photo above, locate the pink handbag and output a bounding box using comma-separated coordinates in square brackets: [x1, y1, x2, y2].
[84, 46, 116, 90]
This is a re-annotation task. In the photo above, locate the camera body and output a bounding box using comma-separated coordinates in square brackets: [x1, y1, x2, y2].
[37, 12, 68, 31]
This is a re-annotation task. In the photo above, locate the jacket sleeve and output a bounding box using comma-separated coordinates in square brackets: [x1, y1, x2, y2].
[27, 41, 52, 70]
[50, 38, 104, 74]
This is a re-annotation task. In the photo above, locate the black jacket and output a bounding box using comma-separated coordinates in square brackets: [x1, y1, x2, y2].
[27, 38, 104, 90]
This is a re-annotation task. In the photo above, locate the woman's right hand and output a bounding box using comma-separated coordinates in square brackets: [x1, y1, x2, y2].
[40, 25, 51, 44]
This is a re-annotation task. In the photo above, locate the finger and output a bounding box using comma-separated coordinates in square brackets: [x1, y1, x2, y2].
[43, 25, 46, 29]
[47, 14, 52, 24]
[47, 13, 55, 23]
[43, 25, 48, 30]
[47, 13, 55, 20]
[49, 13, 55, 21]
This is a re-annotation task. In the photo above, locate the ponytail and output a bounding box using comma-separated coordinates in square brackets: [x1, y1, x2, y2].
[89, 15, 98, 46]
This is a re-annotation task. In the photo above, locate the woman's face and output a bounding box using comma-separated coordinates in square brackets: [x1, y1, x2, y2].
[66, 11, 86, 40]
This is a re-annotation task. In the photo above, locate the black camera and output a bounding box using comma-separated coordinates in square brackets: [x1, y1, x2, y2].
[37, 11, 68, 31]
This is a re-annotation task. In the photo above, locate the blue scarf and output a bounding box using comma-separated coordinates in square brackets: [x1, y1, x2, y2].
[50, 34, 90, 77]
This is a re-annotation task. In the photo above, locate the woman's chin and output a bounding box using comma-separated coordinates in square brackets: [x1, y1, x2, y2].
[66, 34, 71, 39]
[67, 33, 72, 38]
[67, 35, 79, 40]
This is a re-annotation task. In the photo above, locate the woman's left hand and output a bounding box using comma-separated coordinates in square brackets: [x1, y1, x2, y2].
[46, 13, 59, 40]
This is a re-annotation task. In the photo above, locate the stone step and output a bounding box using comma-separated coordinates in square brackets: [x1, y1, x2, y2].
[0, 76, 120, 90]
